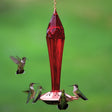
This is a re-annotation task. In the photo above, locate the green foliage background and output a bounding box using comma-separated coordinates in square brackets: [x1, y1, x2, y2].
[0, 0, 112, 112]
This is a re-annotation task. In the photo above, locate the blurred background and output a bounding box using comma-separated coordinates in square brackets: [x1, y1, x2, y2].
[0, 0, 112, 112]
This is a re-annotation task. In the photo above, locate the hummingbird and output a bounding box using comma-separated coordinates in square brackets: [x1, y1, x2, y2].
[23, 83, 37, 104]
[58, 89, 68, 110]
[10, 56, 26, 74]
[72, 84, 88, 100]
[33, 86, 43, 103]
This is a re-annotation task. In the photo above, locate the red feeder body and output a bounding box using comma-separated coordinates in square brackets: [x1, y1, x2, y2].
[46, 9, 65, 92]
[40, 9, 77, 105]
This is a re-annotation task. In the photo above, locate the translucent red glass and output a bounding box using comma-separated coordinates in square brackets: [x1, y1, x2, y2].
[46, 9, 65, 92]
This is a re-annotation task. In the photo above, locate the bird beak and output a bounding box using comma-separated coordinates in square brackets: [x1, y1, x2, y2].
[68, 85, 73, 87]
[33, 83, 39, 85]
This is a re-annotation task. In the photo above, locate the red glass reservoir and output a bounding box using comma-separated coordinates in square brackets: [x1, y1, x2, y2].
[46, 9, 65, 92]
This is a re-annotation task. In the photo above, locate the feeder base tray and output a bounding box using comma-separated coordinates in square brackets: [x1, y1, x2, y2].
[40, 91, 72, 105]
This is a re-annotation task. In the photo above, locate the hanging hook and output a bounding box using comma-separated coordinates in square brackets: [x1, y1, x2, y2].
[54, 0, 56, 12]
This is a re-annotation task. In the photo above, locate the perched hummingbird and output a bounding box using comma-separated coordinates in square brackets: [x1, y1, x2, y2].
[10, 56, 26, 74]
[58, 89, 68, 110]
[33, 86, 43, 103]
[24, 83, 37, 104]
[72, 84, 88, 100]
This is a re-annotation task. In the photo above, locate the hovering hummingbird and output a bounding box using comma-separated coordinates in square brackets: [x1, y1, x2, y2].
[23, 83, 37, 104]
[33, 86, 43, 103]
[72, 84, 88, 100]
[58, 89, 68, 110]
[10, 56, 26, 74]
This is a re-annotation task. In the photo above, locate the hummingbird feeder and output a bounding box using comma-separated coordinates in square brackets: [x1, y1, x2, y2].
[40, 0, 76, 105]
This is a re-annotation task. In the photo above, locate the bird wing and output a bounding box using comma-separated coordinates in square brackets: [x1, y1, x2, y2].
[34, 87, 38, 99]
[33, 88, 42, 103]
[77, 89, 88, 100]
[33, 91, 41, 103]
[16, 56, 21, 62]
[26, 91, 31, 104]
[10, 56, 20, 65]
